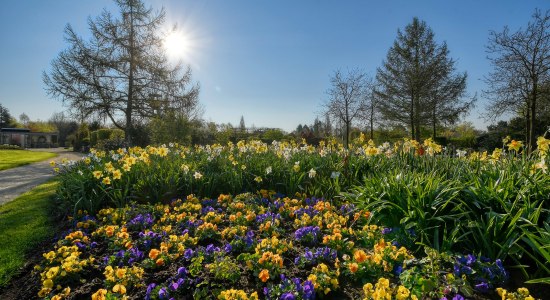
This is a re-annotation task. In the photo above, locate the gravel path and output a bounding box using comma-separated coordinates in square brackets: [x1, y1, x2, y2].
[0, 148, 85, 205]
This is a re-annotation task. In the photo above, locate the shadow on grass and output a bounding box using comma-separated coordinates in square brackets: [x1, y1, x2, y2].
[0, 180, 59, 287]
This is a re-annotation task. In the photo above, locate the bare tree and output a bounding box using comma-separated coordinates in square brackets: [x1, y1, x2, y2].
[19, 113, 30, 127]
[43, 0, 200, 144]
[324, 69, 369, 148]
[484, 9, 550, 152]
[363, 83, 379, 140]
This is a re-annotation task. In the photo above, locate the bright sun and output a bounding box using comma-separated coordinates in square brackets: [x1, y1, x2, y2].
[164, 31, 188, 59]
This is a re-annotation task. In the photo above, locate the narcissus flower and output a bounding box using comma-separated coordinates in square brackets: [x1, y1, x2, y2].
[93, 171, 103, 179]
[193, 171, 203, 180]
[112, 169, 122, 180]
[507, 140, 523, 152]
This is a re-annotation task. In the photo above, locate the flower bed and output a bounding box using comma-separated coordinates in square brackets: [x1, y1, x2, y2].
[34, 192, 536, 300]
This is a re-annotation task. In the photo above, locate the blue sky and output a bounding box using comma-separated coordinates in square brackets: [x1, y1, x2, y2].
[0, 1, 548, 132]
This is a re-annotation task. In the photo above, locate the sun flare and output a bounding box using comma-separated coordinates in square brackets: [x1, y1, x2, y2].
[164, 31, 189, 59]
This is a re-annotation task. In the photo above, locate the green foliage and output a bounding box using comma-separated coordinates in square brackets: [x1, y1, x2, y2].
[90, 128, 126, 150]
[73, 123, 90, 152]
[0, 103, 15, 128]
[0, 144, 22, 150]
[27, 121, 57, 133]
[52, 138, 550, 281]
[262, 129, 285, 142]
[0, 181, 58, 287]
[149, 112, 194, 145]
[345, 150, 550, 279]
[208, 255, 241, 283]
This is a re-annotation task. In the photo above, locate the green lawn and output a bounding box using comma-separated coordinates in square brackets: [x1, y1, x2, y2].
[0, 150, 57, 171]
[0, 181, 58, 287]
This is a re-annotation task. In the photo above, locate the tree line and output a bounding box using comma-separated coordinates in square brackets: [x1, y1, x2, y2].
[323, 11, 550, 152]
[33, 0, 550, 152]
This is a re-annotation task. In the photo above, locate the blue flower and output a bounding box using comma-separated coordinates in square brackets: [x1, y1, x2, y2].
[183, 248, 194, 260]
[158, 287, 168, 299]
[394, 265, 403, 276]
[145, 283, 156, 300]
[294, 226, 321, 244]
[177, 267, 187, 278]
[281, 292, 296, 300]
[466, 254, 476, 266]
[303, 280, 315, 300]
[474, 282, 490, 293]
[169, 281, 179, 291]
[381, 227, 393, 235]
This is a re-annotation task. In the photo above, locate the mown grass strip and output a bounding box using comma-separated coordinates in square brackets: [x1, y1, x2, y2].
[0, 180, 58, 287]
[0, 150, 57, 171]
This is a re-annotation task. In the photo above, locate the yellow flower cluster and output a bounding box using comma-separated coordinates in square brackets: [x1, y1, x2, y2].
[423, 137, 443, 155]
[37, 244, 94, 298]
[363, 278, 416, 300]
[308, 263, 340, 295]
[103, 265, 144, 291]
[255, 236, 291, 255]
[218, 289, 259, 300]
[257, 251, 284, 269]
[496, 287, 536, 300]
[202, 211, 224, 224]
[221, 225, 248, 240]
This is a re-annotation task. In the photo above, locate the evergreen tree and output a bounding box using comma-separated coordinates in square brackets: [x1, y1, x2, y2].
[239, 116, 246, 133]
[0, 104, 14, 128]
[376, 17, 472, 140]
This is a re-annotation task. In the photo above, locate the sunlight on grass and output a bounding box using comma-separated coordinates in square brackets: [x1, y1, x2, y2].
[0, 150, 57, 171]
[0, 180, 58, 287]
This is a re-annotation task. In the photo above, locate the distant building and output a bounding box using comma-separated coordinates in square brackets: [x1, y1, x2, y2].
[0, 128, 58, 148]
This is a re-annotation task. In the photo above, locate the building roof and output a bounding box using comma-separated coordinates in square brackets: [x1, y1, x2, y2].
[0, 128, 30, 133]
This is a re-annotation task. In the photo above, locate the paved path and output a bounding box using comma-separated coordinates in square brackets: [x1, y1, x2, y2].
[0, 148, 85, 205]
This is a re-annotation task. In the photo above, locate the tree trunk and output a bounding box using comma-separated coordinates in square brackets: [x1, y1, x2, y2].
[370, 116, 374, 140]
[432, 107, 437, 139]
[345, 120, 350, 149]
[410, 95, 415, 140]
[414, 95, 421, 141]
[126, 4, 135, 145]
[529, 84, 537, 153]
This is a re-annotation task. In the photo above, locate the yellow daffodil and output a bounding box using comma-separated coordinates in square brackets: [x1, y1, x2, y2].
[112, 169, 122, 180]
[93, 170, 103, 179]
[507, 140, 523, 152]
